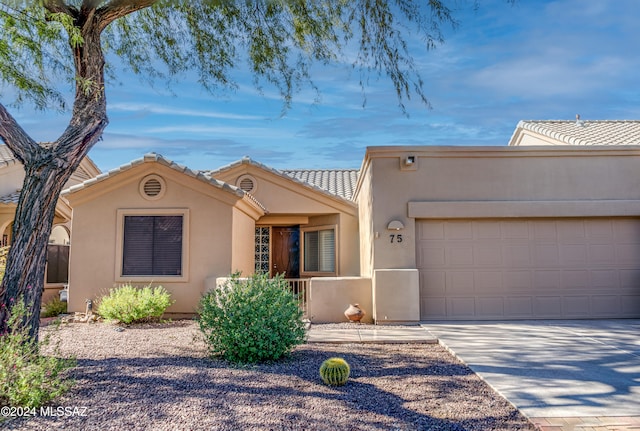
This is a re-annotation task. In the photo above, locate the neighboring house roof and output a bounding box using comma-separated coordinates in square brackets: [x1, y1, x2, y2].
[209, 157, 360, 202]
[0, 191, 20, 205]
[509, 120, 640, 146]
[62, 153, 245, 198]
[281, 169, 359, 201]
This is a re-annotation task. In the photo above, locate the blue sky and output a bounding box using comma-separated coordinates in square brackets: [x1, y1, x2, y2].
[10, 0, 640, 171]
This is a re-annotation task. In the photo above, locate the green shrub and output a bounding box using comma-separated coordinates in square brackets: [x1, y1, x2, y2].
[0, 297, 76, 409]
[96, 284, 173, 324]
[319, 357, 351, 386]
[198, 273, 306, 364]
[41, 297, 67, 318]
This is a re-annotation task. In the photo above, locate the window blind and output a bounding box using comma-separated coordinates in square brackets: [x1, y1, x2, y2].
[122, 215, 183, 276]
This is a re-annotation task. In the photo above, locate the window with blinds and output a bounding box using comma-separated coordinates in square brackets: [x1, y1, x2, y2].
[122, 215, 183, 276]
[303, 228, 335, 273]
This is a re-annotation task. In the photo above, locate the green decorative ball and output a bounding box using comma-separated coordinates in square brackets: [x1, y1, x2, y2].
[319, 357, 350, 386]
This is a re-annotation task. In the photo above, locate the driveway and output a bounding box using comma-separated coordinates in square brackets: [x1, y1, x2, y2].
[423, 320, 640, 418]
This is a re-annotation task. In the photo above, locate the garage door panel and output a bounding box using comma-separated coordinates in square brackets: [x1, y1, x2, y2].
[421, 297, 446, 318]
[447, 246, 474, 265]
[445, 221, 473, 239]
[534, 296, 562, 317]
[588, 244, 616, 264]
[559, 244, 587, 265]
[447, 297, 476, 318]
[505, 297, 533, 317]
[418, 218, 640, 320]
[477, 297, 504, 317]
[534, 244, 559, 266]
[504, 245, 532, 265]
[592, 296, 620, 315]
[504, 271, 532, 290]
[474, 244, 502, 265]
[503, 221, 530, 239]
[622, 295, 640, 315]
[474, 271, 503, 291]
[564, 296, 591, 316]
[420, 271, 445, 294]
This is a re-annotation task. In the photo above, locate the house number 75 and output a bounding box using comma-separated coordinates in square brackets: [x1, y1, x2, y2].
[389, 234, 403, 243]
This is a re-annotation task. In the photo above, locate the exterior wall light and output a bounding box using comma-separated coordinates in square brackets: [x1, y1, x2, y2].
[387, 220, 404, 231]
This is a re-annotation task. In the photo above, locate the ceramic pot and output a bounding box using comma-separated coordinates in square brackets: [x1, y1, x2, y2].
[344, 303, 365, 322]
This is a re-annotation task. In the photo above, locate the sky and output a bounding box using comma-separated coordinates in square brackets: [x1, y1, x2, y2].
[9, 0, 640, 172]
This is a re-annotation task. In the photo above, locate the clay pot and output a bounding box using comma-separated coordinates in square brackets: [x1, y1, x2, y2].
[344, 303, 365, 322]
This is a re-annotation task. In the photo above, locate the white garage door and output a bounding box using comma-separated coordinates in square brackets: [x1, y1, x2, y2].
[417, 218, 640, 320]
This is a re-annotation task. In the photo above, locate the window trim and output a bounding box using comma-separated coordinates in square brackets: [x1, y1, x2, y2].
[115, 208, 190, 282]
[300, 224, 338, 277]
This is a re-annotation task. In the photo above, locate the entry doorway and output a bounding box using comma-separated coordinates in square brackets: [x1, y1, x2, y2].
[271, 226, 300, 278]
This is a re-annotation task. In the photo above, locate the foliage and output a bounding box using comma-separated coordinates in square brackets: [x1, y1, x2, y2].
[40, 297, 67, 318]
[96, 284, 173, 324]
[0, 0, 463, 111]
[198, 273, 306, 364]
[0, 297, 75, 408]
[319, 357, 351, 386]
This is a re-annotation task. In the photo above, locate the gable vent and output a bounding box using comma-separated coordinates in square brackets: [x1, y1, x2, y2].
[139, 175, 166, 200]
[143, 178, 162, 196]
[236, 175, 257, 193]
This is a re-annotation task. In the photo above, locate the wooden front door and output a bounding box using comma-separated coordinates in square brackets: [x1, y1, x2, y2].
[271, 226, 300, 278]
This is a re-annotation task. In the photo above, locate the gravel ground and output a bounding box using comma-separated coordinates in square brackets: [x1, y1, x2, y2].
[3, 320, 537, 431]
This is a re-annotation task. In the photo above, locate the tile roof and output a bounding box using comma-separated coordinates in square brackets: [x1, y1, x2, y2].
[0, 145, 17, 167]
[0, 191, 20, 205]
[281, 169, 359, 200]
[514, 120, 640, 145]
[209, 157, 360, 201]
[62, 153, 245, 198]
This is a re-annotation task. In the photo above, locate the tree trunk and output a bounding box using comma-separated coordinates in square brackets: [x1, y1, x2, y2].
[0, 4, 114, 339]
[0, 161, 77, 338]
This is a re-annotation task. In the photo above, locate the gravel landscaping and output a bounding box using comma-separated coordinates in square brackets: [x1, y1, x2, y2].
[3, 320, 537, 431]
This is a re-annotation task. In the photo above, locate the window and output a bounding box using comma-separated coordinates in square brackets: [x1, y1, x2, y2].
[122, 215, 183, 277]
[303, 227, 336, 274]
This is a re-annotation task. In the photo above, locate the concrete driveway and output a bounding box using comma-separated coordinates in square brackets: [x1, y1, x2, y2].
[423, 320, 640, 419]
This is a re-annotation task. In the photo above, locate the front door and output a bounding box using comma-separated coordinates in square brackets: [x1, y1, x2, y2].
[271, 226, 300, 278]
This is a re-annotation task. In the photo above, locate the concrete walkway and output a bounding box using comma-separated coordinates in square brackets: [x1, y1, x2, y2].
[425, 320, 640, 431]
[306, 325, 437, 344]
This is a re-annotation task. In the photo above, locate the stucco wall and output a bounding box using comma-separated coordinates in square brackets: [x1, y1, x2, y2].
[67, 164, 255, 314]
[364, 146, 640, 271]
[307, 277, 373, 323]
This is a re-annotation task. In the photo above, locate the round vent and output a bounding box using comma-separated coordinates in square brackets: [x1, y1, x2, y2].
[144, 178, 162, 196]
[139, 175, 166, 200]
[236, 175, 257, 193]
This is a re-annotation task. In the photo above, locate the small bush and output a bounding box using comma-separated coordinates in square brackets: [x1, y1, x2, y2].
[96, 284, 173, 324]
[319, 357, 351, 386]
[198, 273, 306, 364]
[41, 297, 67, 318]
[0, 297, 76, 409]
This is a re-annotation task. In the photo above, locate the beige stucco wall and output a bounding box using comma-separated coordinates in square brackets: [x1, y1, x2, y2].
[231, 206, 256, 276]
[67, 163, 259, 314]
[358, 146, 640, 272]
[307, 277, 373, 323]
[372, 269, 419, 323]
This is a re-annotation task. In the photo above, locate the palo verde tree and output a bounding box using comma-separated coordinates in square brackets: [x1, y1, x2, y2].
[0, 0, 461, 339]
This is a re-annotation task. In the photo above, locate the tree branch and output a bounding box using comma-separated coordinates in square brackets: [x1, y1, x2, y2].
[0, 103, 39, 164]
[97, 0, 158, 30]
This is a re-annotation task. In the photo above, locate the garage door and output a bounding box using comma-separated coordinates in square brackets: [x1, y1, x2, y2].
[417, 218, 640, 320]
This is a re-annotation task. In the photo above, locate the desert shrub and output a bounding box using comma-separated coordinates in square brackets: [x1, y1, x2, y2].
[97, 284, 173, 324]
[41, 297, 67, 318]
[0, 297, 76, 409]
[319, 357, 351, 386]
[198, 273, 306, 364]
